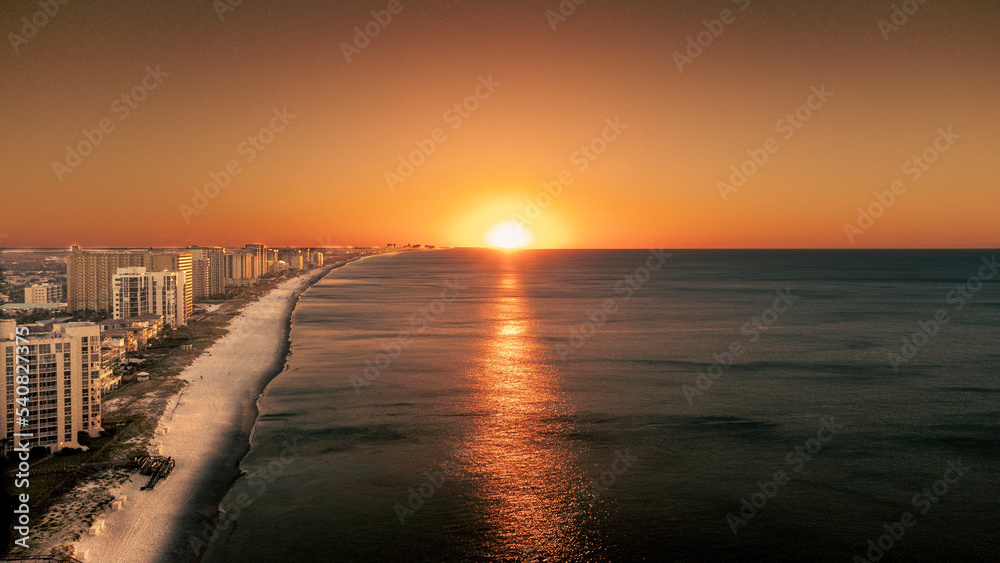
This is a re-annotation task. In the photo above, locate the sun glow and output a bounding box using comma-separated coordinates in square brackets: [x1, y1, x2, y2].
[485, 221, 533, 249]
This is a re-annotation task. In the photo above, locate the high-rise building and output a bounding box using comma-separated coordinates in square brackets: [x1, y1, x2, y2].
[277, 249, 305, 270]
[190, 258, 209, 300]
[147, 252, 193, 318]
[66, 247, 146, 312]
[67, 247, 193, 315]
[112, 267, 186, 327]
[246, 244, 267, 278]
[1, 320, 104, 453]
[25, 283, 64, 303]
[223, 249, 260, 287]
[245, 244, 267, 278]
[187, 246, 225, 298]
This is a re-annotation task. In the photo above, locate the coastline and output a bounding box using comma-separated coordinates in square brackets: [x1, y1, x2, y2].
[70, 264, 338, 563]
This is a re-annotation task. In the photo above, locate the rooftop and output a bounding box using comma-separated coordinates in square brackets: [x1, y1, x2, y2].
[0, 302, 67, 310]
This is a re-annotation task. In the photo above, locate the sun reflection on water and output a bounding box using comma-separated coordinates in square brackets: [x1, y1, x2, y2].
[459, 265, 592, 560]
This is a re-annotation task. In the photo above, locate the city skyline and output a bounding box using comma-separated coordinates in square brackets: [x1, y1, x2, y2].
[2, 0, 997, 249]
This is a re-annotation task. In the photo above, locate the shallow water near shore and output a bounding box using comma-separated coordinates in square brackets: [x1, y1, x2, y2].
[204, 249, 999, 562]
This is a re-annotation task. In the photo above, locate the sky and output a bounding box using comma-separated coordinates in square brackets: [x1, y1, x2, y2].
[1, 0, 997, 249]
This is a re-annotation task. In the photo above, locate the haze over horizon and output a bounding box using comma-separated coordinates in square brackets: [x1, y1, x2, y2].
[2, 0, 997, 249]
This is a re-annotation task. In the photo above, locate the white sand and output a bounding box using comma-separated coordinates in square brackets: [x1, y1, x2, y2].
[72, 267, 332, 563]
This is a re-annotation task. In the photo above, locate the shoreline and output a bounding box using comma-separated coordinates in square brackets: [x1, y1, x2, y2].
[161, 263, 337, 563]
[70, 264, 339, 563]
[186, 254, 394, 562]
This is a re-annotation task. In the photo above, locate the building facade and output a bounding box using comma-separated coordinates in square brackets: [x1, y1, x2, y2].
[99, 314, 163, 347]
[112, 267, 186, 327]
[190, 258, 209, 300]
[25, 283, 64, 304]
[187, 246, 226, 298]
[66, 247, 147, 312]
[67, 247, 193, 316]
[2, 320, 104, 453]
[277, 249, 305, 270]
[245, 244, 267, 277]
[223, 250, 262, 287]
[146, 252, 193, 318]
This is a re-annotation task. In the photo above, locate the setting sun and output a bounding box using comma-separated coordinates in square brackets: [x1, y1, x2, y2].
[485, 220, 533, 249]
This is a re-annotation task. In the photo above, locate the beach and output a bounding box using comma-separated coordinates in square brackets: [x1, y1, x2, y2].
[70, 265, 335, 563]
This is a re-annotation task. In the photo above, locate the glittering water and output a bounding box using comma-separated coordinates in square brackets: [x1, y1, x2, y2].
[203, 249, 999, 562]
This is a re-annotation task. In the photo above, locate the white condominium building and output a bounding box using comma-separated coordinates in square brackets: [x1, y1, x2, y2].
[25, 283, 64, 303]
[1, 320, 104, 453]
[112, 267, 187, 328]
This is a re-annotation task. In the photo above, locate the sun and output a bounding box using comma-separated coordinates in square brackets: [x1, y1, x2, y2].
[485, 220, 533, 249]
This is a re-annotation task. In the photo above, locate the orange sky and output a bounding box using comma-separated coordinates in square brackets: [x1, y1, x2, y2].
[1, 0, 997, 249]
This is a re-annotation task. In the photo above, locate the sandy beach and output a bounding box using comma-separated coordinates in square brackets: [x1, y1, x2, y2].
[71, 265, 335, 563]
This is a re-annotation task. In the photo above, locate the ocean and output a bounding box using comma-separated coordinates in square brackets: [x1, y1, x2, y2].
[201, 249, 999, 562]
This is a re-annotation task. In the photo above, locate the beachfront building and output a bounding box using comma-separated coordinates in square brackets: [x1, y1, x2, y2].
[187, 246, 226, 300]
[223, 249, 261, 287]
[101, 328, 133, 388]
[67, 247, 193, 316]
[310, 251, 324, 267]
[245, 244, 267, 275]
[191, 257, 209, 300]
[25, 283, 64, 303]
[102, 329, 136, 354]
[67, 247, 147, 311]
[112, 268, 187, 328]
[146, 252, 193, 319]
[277, 249, 305, 270]
[99, 314, 164, 347]
[1, 319, 104, 453]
